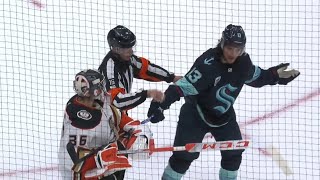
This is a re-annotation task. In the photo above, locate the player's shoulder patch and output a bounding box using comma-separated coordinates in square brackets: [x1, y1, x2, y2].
[76, 110, 92, 120]
[204, 57, 214, 65]
[66, 95, 102, 129]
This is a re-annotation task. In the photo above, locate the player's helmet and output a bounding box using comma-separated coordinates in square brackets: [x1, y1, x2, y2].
[73, 69, 105, 97]
[220, 24, 246, 49]
[107, 25, 136, 49]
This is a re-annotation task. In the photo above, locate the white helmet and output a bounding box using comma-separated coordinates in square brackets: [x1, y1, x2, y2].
[73, 69, 105, 97]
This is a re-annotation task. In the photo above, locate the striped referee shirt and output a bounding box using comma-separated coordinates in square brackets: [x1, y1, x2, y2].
[98, 51, 175, 111]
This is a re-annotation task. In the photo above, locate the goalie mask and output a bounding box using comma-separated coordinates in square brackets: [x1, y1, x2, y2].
[73, 69, 105, 97]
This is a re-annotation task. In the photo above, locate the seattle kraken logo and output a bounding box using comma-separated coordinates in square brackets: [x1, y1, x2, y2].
[214, 84, 237, 114]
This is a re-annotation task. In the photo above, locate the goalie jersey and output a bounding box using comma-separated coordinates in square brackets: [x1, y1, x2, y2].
[58, 95, 121, 179]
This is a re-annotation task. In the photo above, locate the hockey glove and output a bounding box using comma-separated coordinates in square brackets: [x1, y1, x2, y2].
[120, 122, 155, 159]
[84, 142, 132, 179]
[269, 63, 300, 85]
[147, 101, 165, 123]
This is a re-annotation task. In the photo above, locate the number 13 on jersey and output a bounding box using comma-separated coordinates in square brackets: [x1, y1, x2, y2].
[187, 67, 202, 83]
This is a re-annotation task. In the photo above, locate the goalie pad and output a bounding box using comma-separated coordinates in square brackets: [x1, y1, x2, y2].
[120, 123, 155, 160]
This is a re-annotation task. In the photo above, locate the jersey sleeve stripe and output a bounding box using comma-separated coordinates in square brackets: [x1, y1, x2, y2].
[175, 77, 199, 96]
[112, 90, 147, 110]
[245, 65, 261, 84]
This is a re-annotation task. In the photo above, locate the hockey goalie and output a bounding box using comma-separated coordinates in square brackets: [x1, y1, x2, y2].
[58, 69, 154, 180]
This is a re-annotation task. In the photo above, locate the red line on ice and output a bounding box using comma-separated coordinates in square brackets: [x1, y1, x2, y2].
[240, 88, 320, 127]
[241, 88, 320, 155]
[0, 166, 58, 177]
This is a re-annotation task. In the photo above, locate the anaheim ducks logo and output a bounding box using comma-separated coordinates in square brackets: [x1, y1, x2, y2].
[77, 110, 92, 120]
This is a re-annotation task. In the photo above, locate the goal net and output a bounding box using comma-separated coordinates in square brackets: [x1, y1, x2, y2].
[0, 0, 319, 179]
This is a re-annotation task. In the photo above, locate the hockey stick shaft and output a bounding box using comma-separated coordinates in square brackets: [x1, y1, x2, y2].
[118, 140, 249, 154]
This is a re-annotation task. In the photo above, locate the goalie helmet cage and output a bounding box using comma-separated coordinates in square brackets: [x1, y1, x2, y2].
[0, 0, 319, 179]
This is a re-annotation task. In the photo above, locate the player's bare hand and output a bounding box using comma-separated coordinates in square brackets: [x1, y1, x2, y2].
[147, 89, 164, 102]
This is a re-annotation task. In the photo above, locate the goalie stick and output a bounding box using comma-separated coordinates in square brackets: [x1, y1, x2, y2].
[67, 139, 249, 166]
[80, 140, 249, 179]
[118, 139, 249, 154]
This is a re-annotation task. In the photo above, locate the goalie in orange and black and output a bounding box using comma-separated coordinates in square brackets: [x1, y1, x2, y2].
[58, 69, 154, 180]
[98, 25, 182, 112]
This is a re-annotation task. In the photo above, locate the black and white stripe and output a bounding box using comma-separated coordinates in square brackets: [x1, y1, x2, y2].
[113, 90, 147, 110]
[99, 52, 147, 110]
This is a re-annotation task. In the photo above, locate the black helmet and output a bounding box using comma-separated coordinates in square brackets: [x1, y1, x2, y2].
[73, 69, 105, 97]
[221, 24, 246, 48]
[107, 25, 136, 49]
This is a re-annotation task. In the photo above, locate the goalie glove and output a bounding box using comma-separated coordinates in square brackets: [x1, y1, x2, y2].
[73, 142, 131, 179]
[120, 121, 155, 160]
[269, 63, 300, 85]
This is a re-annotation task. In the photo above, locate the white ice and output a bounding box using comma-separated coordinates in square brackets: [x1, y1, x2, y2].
[0, 0, 319, 179]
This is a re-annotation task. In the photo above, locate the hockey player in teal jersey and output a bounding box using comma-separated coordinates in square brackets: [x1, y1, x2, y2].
[147, 24, 300, 180]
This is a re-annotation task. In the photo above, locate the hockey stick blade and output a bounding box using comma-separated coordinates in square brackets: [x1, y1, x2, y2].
[265, 145, 293, 175]
[118, 140, 250, 154]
